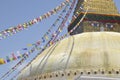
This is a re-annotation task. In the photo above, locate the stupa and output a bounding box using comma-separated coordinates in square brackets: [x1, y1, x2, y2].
[17, 0, 120, 80]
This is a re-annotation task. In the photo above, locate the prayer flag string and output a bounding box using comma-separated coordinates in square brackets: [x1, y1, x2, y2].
[0, 0, 71, 40]
[0, 2, 71, 65]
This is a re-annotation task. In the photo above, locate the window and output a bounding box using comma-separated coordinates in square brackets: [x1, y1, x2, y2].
[91, 22, 99, 27]
[106, 23, 113, 29]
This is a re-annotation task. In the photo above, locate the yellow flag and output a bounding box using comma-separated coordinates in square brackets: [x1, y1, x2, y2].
[27, 44, 32, 47]
[39, 16, 42, 20]
[49, 41, 53, 46]
[23, 24, 27, 28]
[45, 35, 49, 40]
[10, 58, 13, 61]
[58, 28, 62, 32]
[0, 58, 5, 64]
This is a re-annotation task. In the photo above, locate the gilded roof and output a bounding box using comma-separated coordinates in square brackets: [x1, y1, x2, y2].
[74, 0, 119, 15]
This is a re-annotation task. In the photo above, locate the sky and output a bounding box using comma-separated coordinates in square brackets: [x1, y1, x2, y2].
[0, 0, 120, 80]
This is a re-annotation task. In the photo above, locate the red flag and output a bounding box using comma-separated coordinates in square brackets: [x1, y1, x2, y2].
[12, 53, 17, 60]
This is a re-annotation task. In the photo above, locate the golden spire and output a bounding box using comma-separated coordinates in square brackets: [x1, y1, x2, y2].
[74, 0, 119, 15]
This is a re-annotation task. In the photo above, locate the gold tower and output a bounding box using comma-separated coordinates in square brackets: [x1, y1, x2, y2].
[68, 0, 120, 35]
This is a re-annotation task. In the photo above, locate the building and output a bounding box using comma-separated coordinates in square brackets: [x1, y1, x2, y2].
[68, 0, 120, 35]
[17, 0, 120, 80]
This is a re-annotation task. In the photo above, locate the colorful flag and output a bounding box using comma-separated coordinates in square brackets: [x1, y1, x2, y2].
[0, 58, 5, 64]
[22, 48, 28, 50]
[27, 44, 33, 47]
[6, 56, 10, 63]
[17, 51, 22, 59]
[44, 35, 49, 40]
[42, 37, 45, 43]
[12, 53, 17, 60]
